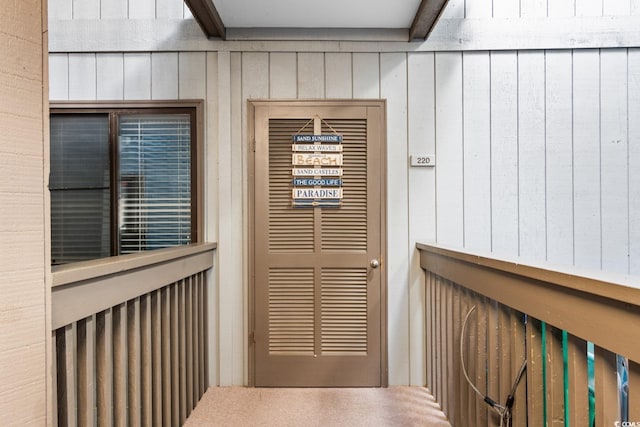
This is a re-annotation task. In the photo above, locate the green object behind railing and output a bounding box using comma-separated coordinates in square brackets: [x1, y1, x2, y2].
[542, 322, 548, 426]
[588, 342, 595, 427]
[563, 330, 569, 427]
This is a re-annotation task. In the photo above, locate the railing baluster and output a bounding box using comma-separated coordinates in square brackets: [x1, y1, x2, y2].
[510, 310, 527, 426]
[567, 334, 589, 427]
[425, 272, 433, 396]
[443, 279, 452, 420]
[456, 286, 469, 426]
[526, 317, 544, 426]
[141, 294, 152, 426]
[594, 346, 619, 426]
[151, 290, 162, 427]
[52, 331, 59, 427]
[170, 283, 180, 427]
[66, 323, 79, 427]
[192, 276, 199, 406]
[179, 279, 188, 424]
[161, 287, 172, 427]
[497, 304, 511, 419]
[546, 325, 565, 425]
[630, 360, 640, 420]
[77, 318, 88, 427]
[474, 295, 488, 426]
[86, 315, 97, 427]
[113, 303, 128, 427]
[127, 299, 142, 426]
[451, 283, 465, 425]
[461, 287, 475, 425]
[97, 308, 114, 427]
[434, 275, 442, 406]
[186, 277, 194, 413]
[487, 300, 500, 427]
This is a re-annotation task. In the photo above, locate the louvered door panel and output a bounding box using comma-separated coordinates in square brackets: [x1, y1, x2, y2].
[268, 268, 315, 355]
[321, 268, 368, 355]
[321, 120, 368, 252]
[269, 119, 315, 252]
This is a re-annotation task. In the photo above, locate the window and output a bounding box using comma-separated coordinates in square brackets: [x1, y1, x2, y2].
[50, 102, 202, 265]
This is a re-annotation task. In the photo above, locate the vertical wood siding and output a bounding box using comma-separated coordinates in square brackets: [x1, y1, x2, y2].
[1, 1, 48, 425]
[49, 47, 640, 386]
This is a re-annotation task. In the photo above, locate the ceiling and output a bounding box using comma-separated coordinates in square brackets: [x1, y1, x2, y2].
[184, 0, 450, 41]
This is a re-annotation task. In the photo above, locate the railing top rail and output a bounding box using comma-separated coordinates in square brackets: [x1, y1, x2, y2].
[52, 242, 217, 288]
[51, 242, 216, 329]
[417, 242, 640, 361]
[417, 242, 640, 306]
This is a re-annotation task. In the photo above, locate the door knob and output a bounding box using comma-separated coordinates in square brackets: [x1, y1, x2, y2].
[370, 259, 380, 269]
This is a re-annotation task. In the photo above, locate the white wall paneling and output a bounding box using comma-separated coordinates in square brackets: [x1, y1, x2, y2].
[68, 53, 97, 100]
[630, 49, 640, 275]
[520, 0, 547, 18]
[407, 52, 436, 386]
[548, 0, 576, 17]
[269, 53, 297, 98]
[123, 53, 152, 100]
[151, 53, 179, 100]
[325, 53, 353, 99]
[573, 50, 602, 270]
[604, 0, 631, 16]
[216, 51, 234, 385]
[492, 0, 520, 18]
[205, 52, 219, 387]
[600, 49, 629, 274]
[129, 0, 156, 19]
[576, 0, 603, 16]
[178, 52, 207, 99]
[101, 0, 127, 19]
[545, 50, 574, 265]
[490, 51, 519, 256]
[156, 0, 184, 19]
[441, 0, 464, 19]
[352, 53, 380, 98]
[297, 53, 325, 98]
[49, 54, 69, 100]
[435, 52, 464, 247]
[380, 52, 410, 385]
[462, 51, 492, 252]
[517, 51, 546, 259]
[97, 54, 124, 100]
[49, 0, 72, 20]
[228, 52, 244, 385]
[72, 0, 99, 19]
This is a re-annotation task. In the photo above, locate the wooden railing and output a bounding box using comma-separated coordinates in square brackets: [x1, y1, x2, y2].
[418, 243, 640, 427]
[51, 243, 216, 427]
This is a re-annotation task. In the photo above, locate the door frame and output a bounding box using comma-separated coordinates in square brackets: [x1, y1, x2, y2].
[247, 99, 388, 387]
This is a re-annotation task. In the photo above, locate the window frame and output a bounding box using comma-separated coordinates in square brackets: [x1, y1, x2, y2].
[49, 100, 205, 261]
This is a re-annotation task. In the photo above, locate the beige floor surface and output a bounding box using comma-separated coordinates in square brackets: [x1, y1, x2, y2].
[185, 386, 452, 427]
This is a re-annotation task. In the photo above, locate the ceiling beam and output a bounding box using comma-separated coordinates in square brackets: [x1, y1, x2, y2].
[409, 0, 451, 41]
[184, 0, 226, 39]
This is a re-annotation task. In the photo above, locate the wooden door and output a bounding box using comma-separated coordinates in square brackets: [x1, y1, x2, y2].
[250, 100, 387, 387]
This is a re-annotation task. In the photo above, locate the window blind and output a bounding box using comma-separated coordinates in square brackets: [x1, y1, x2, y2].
[118, 114, 192, 254]
[50, 114, 111, 264]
